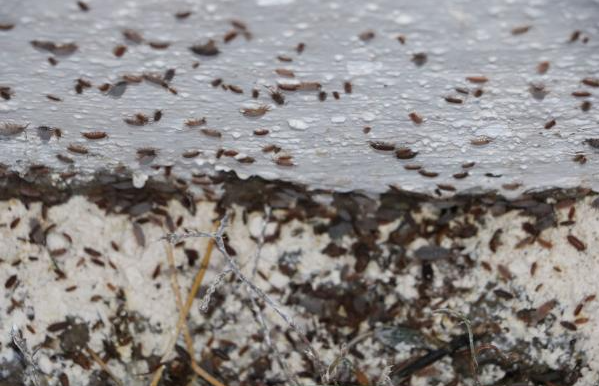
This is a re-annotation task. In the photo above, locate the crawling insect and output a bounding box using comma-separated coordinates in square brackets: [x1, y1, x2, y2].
[189, 40, 219, 56]
[266, 87, 285, 105]
[82, 131, 107, 140]
[0, 122, 28, 137]
[185, 117, 207, 127]
[369, 141, 395, 151]
[67, 143, 88, 154]
[241, 105, 270, 117]
[201, 128, 222, 138]
[409, 112, 423, 124]
[124, 113, 150, 126]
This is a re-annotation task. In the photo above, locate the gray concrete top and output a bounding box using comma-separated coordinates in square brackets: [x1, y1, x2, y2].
[1, 0, 598, 196]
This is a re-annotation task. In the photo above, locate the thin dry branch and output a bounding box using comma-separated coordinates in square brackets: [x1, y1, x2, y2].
[85, 346, 124, 386]
[162, 213, 328, 380]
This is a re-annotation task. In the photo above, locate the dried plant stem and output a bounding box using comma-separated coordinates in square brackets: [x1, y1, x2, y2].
[165, 243, 226, 386]
[433, 308, 480, 386]
[163, 214, 327, 380]
[85, 346, 124, 386]
[148, 365, 165, 386]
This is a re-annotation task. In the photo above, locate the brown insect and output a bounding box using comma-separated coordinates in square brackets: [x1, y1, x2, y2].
[502, 182, 521, 190]
[318, 91, 327, 101]
[473, 89, 484, 98]
[277, 55, 293, 62]
[437, 184, 456, 192]
[201, 128, 222, 138]
[185, 117, 207, 127]
[573, 154, 587, 164]
[175, 11, 192, 19]
[466, 76, 488, 83]
[67, 143, 88, 154]
[0, 122, 28, 136]
[582, 78, 599, 87]
[252, 89, 259, 99]
[192, 61, 200, 69]
[253, 128, 269, 136]
[455, 87, 469, 95]
[395, 147, 418, 159]
[237, 156, 255, 164]
[397, 35, 406, 44]
[297, 81, 321, 91]
[296, 42, 305, 54]
[46, 94, 62, 102]
[408, 112, 423, 124]
[411, 52, 427, 66]
[418, 169, 438, 178]
[189, 40, 219, 56]
[0, 86, 13, 100]
[262, 144, 281, 153]
[581, 101, 592, 112]
[544, 119, 556, 129]
[124, 113, 150, 126]
[268, 88, 285, 105]
[222, 149, 239, 157]
[241, 105, 270, 117]
[275, 68, 295, 78]
[359, 30, 375, 42]
[444, 96, 463, 104]
[56, 154, 74, 164]
[511, 25, 532, 35]
[153, 110, 162, 122]
[332, 91, 340, 99]
[224, 30, 238, 43]
[227, 84, 243, 94]
[453, 171, 469, 179]
[275, 157, 295, 167]
[585, 138, 599, 148]
[123, 29, 144, 44]
[148, 41, 170, 50]
[10, 217, 20, 229]
[572, 91, 591, 97]
[182, 150, 200, 158]
[31, 40, 78, 55]
[489, 229, 503, 252]
[404, 164, 421, 170]
[211, 78, 223, 87]
[113, 45, 127, 57]
[363, 126, 371, 134]
[278, 83, 298, 91]
[570, 30, 581, 42]
[82, 131, 107, 140]
[98, 83, 111, 92]
[537, 61, 550, 74]
[344, 81, 352, 94]
[48, 57, 58, 66]
[567, 235, 586, 251]
[471, 136, 492, 145]
[0, 23, 15, 31]
[137, 147, 157, 158]
[369, 141, 395, 151]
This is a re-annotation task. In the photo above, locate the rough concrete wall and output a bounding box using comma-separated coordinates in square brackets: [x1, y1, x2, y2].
[1, 0, 598, 196]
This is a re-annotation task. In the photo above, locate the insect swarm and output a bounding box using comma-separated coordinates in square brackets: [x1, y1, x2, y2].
[241, 105, 270, 118]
